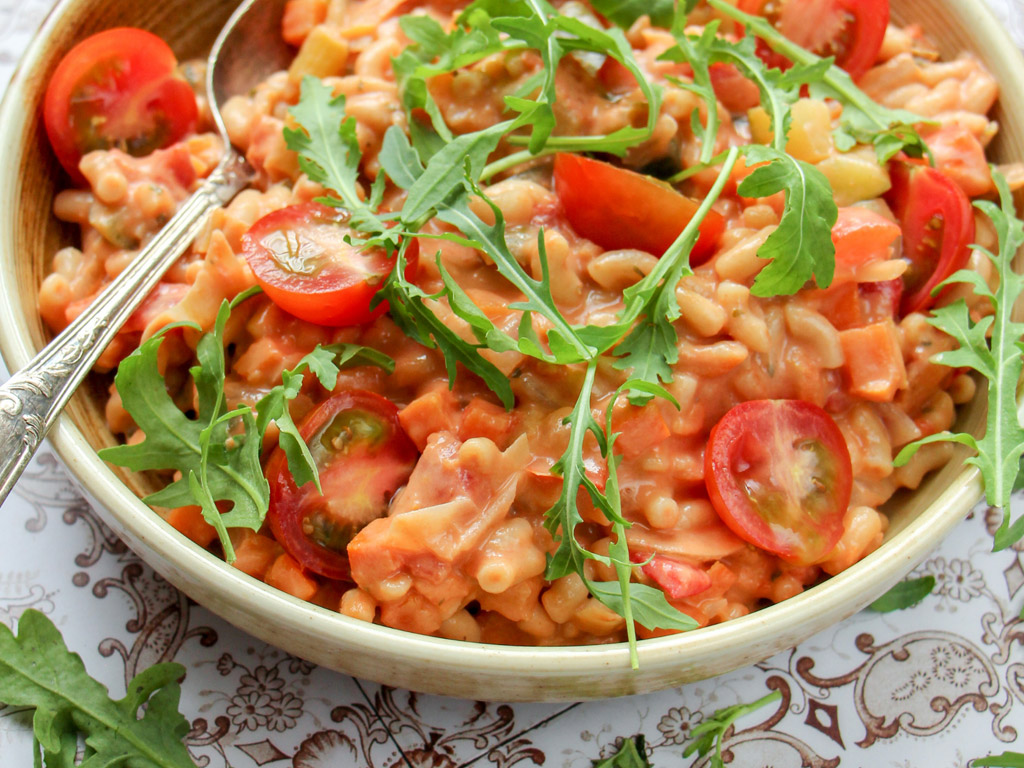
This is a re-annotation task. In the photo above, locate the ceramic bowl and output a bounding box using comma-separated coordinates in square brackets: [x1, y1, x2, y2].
[0, 0, 1019, 702]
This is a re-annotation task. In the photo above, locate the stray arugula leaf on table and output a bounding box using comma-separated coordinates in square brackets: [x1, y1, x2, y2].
[895, 169, 1024, 550]
[0, 610, 197, 768]
[868, 576, 936, 612]
[593, 734, 653, 768]
[973, 753, 1024, 768]
[684, 690, 782, 768]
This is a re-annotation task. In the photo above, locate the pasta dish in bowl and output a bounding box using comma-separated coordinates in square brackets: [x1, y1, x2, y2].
[1, 0, 1023, 700]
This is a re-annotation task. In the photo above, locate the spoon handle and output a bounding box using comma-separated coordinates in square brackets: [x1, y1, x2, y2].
[0, 150, 252, 507]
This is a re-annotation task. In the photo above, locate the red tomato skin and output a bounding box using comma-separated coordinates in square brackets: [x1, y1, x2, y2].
[242, 202, 418, 327]
[43, 28, 198, 183]
[267, 390, 418, 580]
[637, 555, 713, 600]
[885, 160, 975, 316]
[743, 0, 889, 80]
[553, 153, 724, 265]
[704, 399, 852, 566]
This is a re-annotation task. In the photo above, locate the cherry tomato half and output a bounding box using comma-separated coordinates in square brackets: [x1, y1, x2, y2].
[553, 153, 725, 266]
[43, 28, 198, 183]
[885, 160, 975, 316]
[242, 202, 418, 326]
[705, 399, 852, 566]
[266, 390, 419, 580]
[739, 0, 889, 81]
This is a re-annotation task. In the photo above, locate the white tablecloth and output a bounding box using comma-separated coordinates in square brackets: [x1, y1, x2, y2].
[2, 2, 1023, 765]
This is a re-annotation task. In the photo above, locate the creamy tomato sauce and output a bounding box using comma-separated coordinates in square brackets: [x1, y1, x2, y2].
[39, 0, 1013, 646]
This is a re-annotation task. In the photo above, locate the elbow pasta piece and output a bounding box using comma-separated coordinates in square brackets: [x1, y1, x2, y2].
[819, 506, 888, 576]
[893, 441, 956, 490]
[468, 518, 547, 595]
[541, 573, 591, 625]
[783, 304, 844, 369]
[713, 227, 775, 283]
[438, 609, 482, 642]
[677, 283, 728, 337]
[586, 249, 659, 290]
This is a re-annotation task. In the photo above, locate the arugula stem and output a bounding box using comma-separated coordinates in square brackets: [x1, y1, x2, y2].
[619, 146, 740, 328]
[668, 149, 732, 183]
[706, 0, 915, 135]
[480, 147, 556, 180]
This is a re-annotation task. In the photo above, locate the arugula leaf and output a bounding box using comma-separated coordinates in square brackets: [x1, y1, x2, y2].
[0, 610, 196, 768]
[705, 0, 930, 162]
[102, 296, 395, 558]
[592, 735, 652, 768]
[684, 691, 782, 768]
[738, 145, 838, 295]
[284, 77, 391, 234]
[868, 576, 936, 612]
[545, 361, 612, 582]
[255, 343, 395, 493]
[590, 0, 673, 29]
[546, 367, 696, 668]
[973, 753, 1024, 768]
[438, 188, 595, 362]
[392, 12, 507, 155]
[612, 148, 740, 399]
[661, 27, 838, 297]
[379, 243, 516, 408]
[100, 326, 270, 538]
[664, 23, 721, 165]
[401, 121, 512, 225]
[895, 169, 1024, 549]
[588, 581, 699, 635]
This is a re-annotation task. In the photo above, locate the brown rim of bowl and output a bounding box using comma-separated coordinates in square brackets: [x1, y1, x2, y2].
[0, 0, 1017, 701]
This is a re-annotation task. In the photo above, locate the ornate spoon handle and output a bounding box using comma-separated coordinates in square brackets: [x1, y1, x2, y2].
[0, 151, 252, 507]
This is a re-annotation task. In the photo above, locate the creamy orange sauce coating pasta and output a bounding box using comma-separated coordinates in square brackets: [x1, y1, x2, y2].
[39, 0, 1013, 645]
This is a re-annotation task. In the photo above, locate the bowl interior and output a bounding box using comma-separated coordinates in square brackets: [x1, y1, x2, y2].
[0, 0, 1019, 701]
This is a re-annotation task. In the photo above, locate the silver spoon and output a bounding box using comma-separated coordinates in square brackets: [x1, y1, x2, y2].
[0, 0, 292, 505]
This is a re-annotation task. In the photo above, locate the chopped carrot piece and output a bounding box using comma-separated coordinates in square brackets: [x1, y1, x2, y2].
[398, 388, 461, 451]
[165, 505, 218, 547]
[230, 531, 282, 579]
[265, 554, 319, 601]
[282, 0, 327, 46]
[459, 397, 514, 447]
[615, 405, 671, 460]
[815, 282, 863, 331]
[705, 562, 738, 598]
[839, 320, 908, 402]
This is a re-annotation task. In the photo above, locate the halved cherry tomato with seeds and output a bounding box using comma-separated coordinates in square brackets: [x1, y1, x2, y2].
[266, 390, 419, 580]
[242, 202, 417, 327]
[43, 28, 198, 183]
[705, 399, 852, 566]
[738, 0, 889, 81]
[885, 160, 975, 316]
[553, 153, 724, 265]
